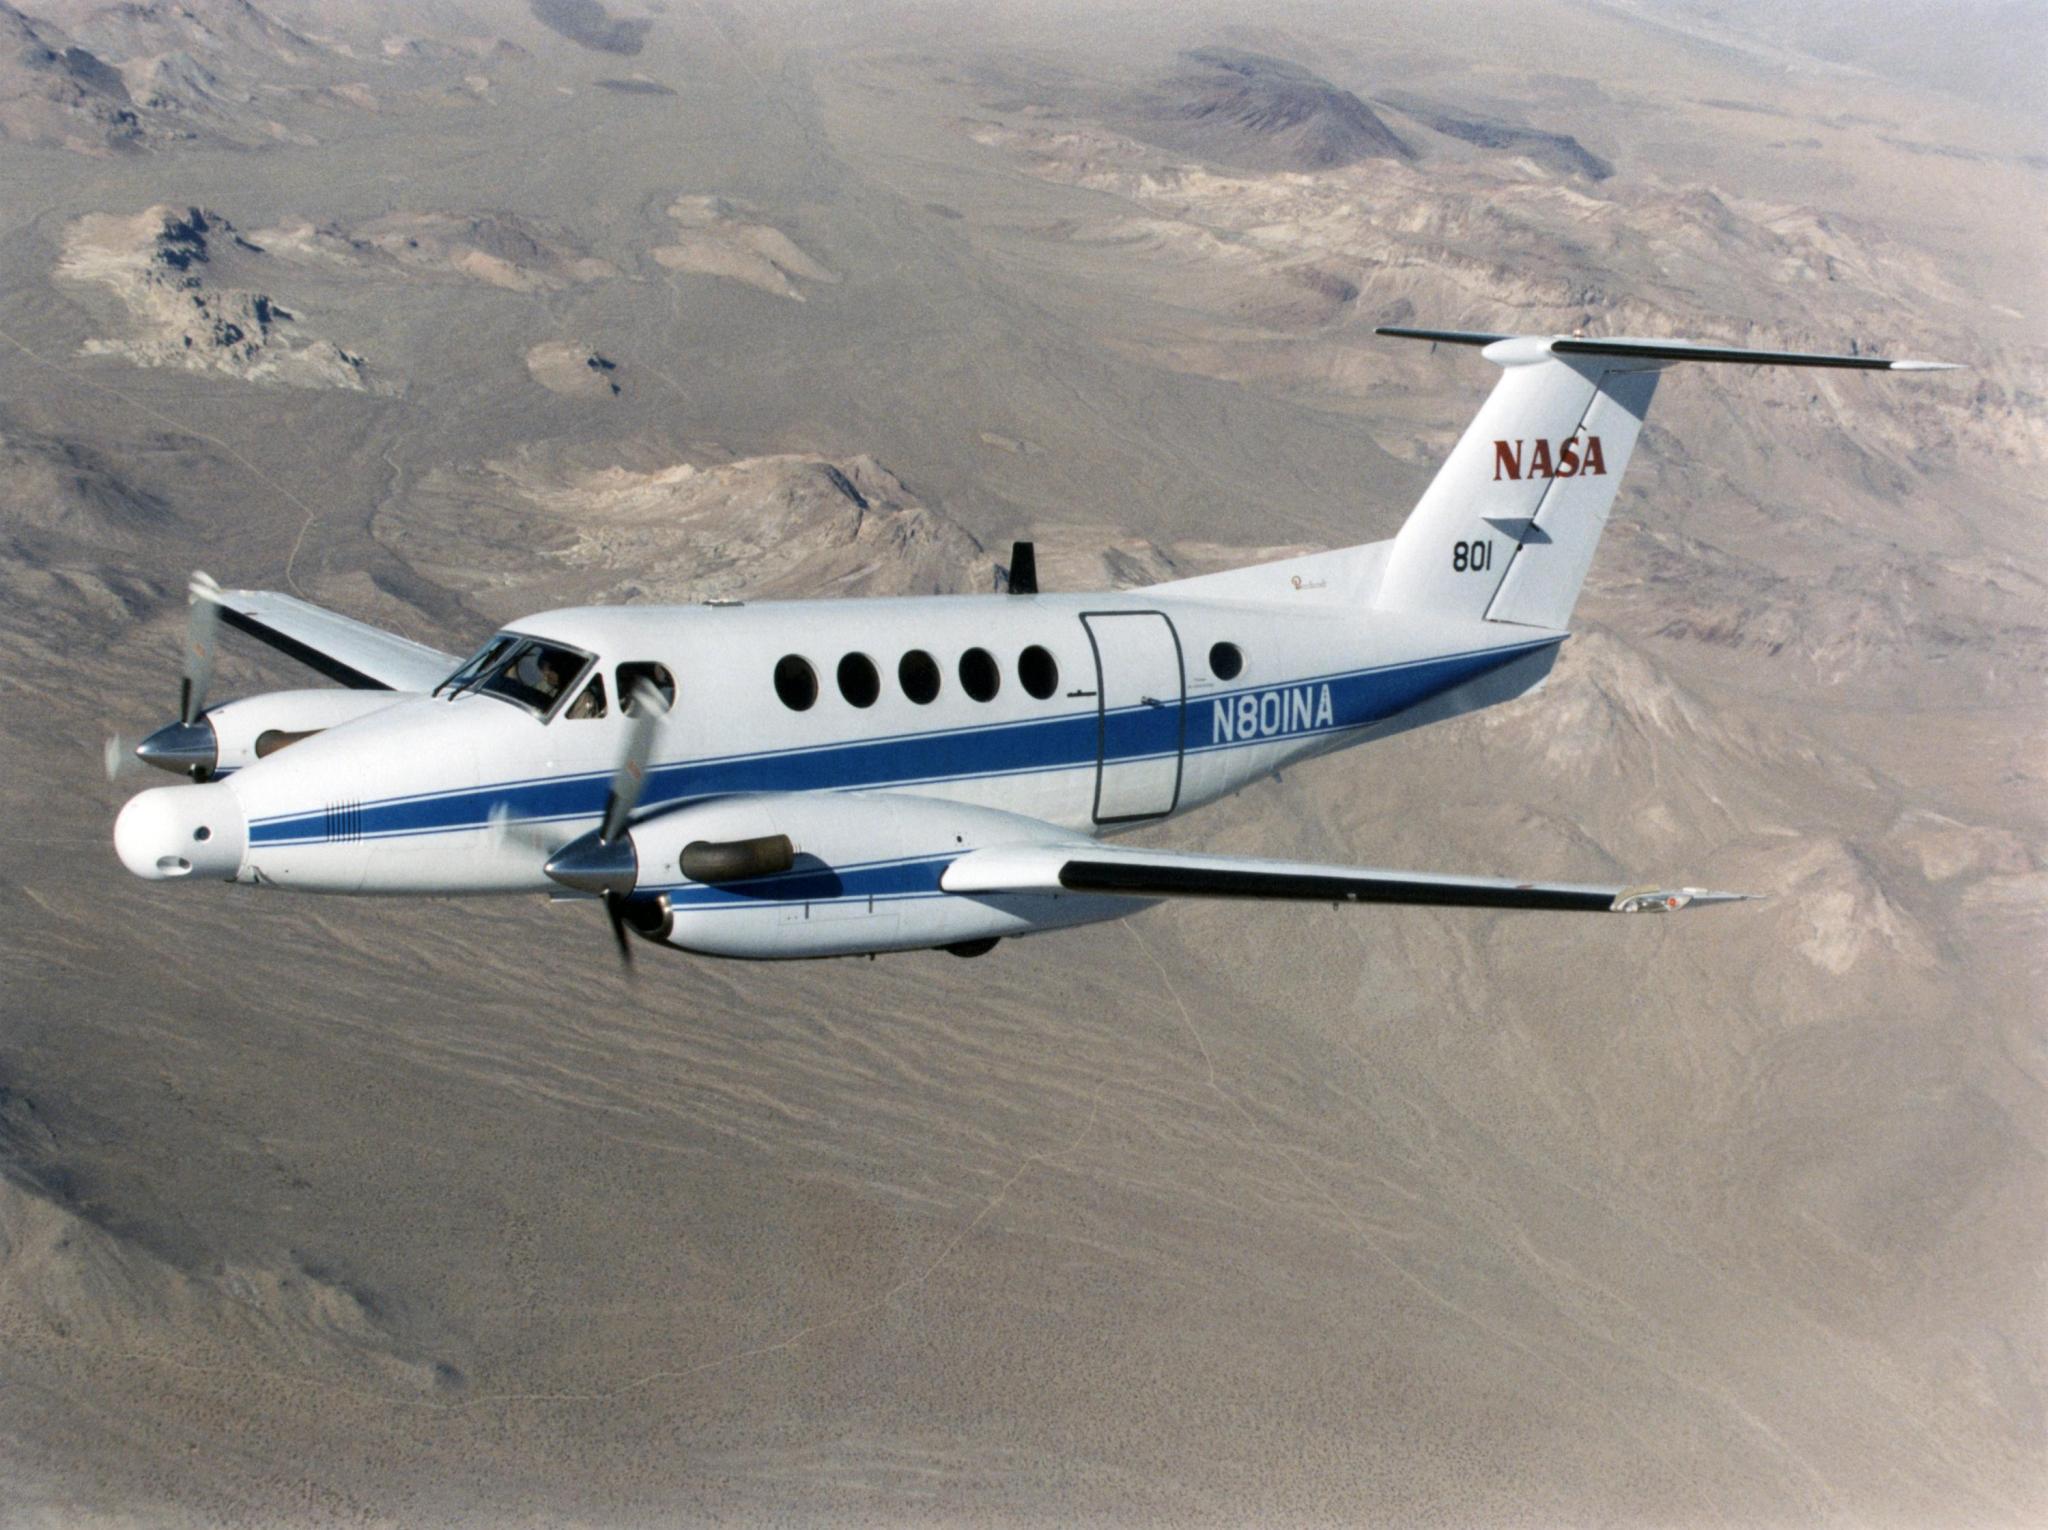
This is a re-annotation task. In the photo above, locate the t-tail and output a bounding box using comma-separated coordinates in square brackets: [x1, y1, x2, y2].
[1370, 327, 1957, 632]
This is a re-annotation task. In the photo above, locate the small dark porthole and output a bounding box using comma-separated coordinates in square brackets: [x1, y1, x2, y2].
[837, 652, 880, 708]
[773, 654, 818, 712]
[1209, 641, 1244, 681]
[899, 649, 941, 705]
[1018, 644, 1059, 700]
[959, 647, 1001, 703]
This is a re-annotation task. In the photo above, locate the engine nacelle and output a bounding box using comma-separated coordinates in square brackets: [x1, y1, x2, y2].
[621, 793, 1143, 960]
[205, 689, 409, 774]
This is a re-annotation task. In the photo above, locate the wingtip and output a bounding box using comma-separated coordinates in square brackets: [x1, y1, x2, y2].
[1887, 359, 1964, 372]
[1611, 887, 1759, 913]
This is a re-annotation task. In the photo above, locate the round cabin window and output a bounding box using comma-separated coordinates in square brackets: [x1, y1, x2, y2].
[959, 647, 1001, 703]
[773, 655, 818, 711]
[1209, 641, 1244, 681]
[1018, 644, 1059, 700]
[837, 652, 880, 708]
[898, 649, 941, 705]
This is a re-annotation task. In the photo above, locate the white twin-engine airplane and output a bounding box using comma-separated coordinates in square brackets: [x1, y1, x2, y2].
[111, 329, 1953, 963]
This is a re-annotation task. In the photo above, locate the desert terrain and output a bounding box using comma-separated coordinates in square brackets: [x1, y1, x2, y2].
[1, 0, 2042, 1524]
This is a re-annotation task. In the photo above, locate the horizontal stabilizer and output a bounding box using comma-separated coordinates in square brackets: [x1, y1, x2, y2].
[1375, 326, 1958, 371]
[942, 844, 1751, 914]
[205, 586, 459, 693]
[1375, 326, 1515, 348]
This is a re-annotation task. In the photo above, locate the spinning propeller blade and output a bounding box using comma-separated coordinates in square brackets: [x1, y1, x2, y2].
[112, 572, 226, 780]
[546, 678, 671, 972]
[605, 894, 634, 967]
[600, 679, 667, 846]
[486, 802, 560, 853]
[102, 733, 145, 782]
[180, 572, 222, 727]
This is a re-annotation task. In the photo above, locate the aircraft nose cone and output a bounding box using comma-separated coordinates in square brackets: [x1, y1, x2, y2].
[543, 832, 637, 897]
[135, 719, 218, 777]
[115, 782, 246, 881]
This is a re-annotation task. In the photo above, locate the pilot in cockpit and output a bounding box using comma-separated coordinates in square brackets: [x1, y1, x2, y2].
[456, 636, 596, 717]
[505, 648, 570, 708]
[564, 674, 607, 720]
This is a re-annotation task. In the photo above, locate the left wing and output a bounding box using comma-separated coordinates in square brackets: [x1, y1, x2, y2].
[205, 581, 459, 693]
[941, 843, 1750, 913]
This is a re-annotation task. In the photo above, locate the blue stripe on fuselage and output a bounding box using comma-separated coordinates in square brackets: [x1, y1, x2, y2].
[246, 639, 1556, 846]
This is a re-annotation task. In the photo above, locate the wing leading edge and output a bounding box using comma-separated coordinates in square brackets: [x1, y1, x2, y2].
[205, 584, 458, 693]
[942, 843, 1750, 914]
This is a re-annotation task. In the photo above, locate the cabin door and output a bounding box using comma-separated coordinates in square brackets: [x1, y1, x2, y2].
[1081, 611, 1185, 824]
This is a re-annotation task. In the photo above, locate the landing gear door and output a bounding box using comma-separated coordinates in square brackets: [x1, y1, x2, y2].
[1082, 612, 1185, 824]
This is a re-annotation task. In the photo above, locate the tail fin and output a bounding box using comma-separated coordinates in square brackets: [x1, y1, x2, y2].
[1371, 328, 1956, 631]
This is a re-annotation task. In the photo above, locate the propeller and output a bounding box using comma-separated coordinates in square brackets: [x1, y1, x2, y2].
[604, 887, 635, 966]
[110, 571, 225, 781]
[179, 571, 222, 727]
[485, 802, 561, 853]
[102, 732, 146, 782]
[540, 679, 670, 969]
[606, 678, 669, 966]
[602, 678, 666, 844]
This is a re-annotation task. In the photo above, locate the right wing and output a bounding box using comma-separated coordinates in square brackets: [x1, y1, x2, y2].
[204, 581, 459, 693]
[942, 842, 1750, 913]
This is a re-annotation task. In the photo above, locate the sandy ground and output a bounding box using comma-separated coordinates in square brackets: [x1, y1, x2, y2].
[0, 0, 2041, 1524]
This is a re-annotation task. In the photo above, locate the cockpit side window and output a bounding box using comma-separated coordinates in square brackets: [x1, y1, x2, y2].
[477, 639, 593, 718]
[565, 673, 607, 720]
[437, 634, 517, 698]
[616, 662, 676, 714]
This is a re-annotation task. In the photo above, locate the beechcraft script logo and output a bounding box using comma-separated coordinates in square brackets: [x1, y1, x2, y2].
[1492, 433, 1606, 481]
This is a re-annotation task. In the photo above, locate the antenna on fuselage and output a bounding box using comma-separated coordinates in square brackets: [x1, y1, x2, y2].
[995, 540, 1038, 595]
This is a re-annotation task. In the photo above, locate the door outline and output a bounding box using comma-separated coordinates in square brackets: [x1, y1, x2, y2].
[1081, 610, 1186, 825]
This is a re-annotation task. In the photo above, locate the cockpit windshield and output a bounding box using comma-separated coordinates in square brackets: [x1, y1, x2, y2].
[476, 638, 594, 718]
[435, 634, 517, 698]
